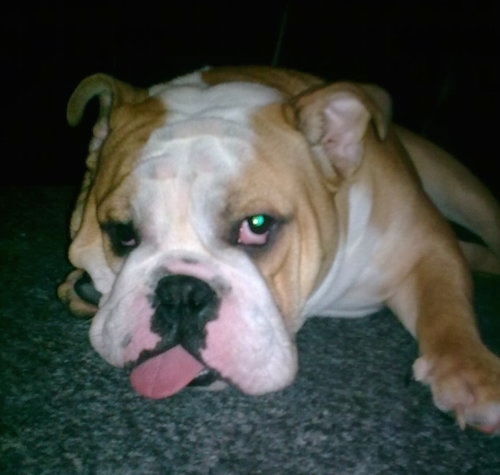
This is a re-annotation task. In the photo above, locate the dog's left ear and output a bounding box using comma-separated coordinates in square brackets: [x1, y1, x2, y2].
[289, 82, 392, 180]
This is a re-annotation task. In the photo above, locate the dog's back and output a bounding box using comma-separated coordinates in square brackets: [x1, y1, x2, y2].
[396, 125, 500, 274]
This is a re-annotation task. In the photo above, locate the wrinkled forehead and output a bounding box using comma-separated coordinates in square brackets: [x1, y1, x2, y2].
[134, 74, 283, 180]
[130, 126, 258, 235]
[107, 76, 287, 220]
[96, 76, 286, 226]
[133, 131, 253, 187]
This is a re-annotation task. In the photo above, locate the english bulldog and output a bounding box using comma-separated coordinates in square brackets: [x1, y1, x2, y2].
[58, 66, 500, 433]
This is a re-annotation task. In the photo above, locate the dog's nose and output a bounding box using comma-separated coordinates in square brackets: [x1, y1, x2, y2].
[151, 275, 219, 354]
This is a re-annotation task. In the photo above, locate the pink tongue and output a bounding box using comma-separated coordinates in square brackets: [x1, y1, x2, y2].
[129, 345, 205, 399]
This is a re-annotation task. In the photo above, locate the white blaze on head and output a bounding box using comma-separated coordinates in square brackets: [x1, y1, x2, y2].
[131, 133, 250, 256]
[149, 70, 283, 125]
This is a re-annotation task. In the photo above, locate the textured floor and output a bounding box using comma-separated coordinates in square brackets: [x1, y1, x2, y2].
[1, 186, 500, 474]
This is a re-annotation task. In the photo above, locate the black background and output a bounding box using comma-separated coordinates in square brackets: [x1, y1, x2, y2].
[3, 2, 499, 196]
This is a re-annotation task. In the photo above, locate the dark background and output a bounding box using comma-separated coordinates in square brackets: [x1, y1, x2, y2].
[2, 2, 499, 196]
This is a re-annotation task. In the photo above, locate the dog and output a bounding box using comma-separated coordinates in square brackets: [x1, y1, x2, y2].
[58, 66, 500, 433]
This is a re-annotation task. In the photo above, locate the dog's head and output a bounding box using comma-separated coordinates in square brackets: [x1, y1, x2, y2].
[64, 67, 390, 398]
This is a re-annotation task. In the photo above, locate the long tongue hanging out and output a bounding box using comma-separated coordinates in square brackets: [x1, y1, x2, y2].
[130, 345, 205, 399]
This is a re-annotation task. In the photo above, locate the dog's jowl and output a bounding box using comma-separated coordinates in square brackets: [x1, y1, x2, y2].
[58, 66, 500, 433]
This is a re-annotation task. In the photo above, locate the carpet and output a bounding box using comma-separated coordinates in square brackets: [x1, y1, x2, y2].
[1, 186, 499, 474]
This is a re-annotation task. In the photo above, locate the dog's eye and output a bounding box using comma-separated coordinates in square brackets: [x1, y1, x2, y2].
[102, 222, 139, 256]
[238, 214, 276, 246]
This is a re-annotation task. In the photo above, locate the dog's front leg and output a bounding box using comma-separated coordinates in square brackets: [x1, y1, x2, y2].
[58, 268, 100, 317]
[388, 252, 500, 433]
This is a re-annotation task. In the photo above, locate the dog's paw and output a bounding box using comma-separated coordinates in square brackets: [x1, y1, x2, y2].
[414, 348, 500, 434]
[57, 269, 100, 317]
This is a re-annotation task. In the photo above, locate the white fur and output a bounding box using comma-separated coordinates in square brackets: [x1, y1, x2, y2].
[149, 69, 282, 126]
[302, 184, 383, 318]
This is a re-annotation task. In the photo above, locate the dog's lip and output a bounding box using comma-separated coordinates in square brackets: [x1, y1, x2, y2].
[188, 367, 219, 387]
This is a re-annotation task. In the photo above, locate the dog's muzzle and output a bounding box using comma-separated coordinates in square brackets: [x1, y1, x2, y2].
[129, 274, 221, 398]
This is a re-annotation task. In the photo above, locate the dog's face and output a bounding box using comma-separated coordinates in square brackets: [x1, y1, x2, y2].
[65, 69, 389, 398]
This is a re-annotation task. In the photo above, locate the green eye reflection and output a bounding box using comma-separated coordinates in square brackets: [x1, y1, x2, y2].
[248, 214, 274, 234]
[251, 215, 266, 227]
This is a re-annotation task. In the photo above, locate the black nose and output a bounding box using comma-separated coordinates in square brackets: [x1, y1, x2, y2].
[151, 275, 219, 356]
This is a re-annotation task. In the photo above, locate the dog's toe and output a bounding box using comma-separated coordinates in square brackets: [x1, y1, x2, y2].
[460, 403, 500, 433]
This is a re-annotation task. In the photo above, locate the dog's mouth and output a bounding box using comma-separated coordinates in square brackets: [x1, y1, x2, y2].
[129, 345, 219, 399]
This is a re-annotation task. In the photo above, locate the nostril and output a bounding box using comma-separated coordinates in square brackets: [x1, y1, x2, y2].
[151, 275, 219, 355]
